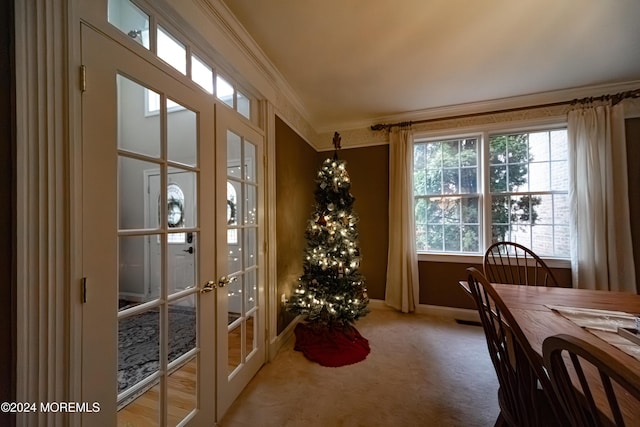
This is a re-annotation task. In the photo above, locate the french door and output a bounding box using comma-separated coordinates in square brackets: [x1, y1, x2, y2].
[215, 105, 266, 419]
[80, 23, 267, 425]
[81, 25, 216, 425]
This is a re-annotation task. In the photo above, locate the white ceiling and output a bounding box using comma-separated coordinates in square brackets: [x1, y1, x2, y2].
[222, 0, 640, 132]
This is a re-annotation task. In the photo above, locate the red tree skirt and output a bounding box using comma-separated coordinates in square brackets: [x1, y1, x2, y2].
[293, 322, 370, 367]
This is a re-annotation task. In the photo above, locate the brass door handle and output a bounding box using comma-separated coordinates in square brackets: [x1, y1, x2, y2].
[217, 275, 238, 288]
[201, 280, 216, 293]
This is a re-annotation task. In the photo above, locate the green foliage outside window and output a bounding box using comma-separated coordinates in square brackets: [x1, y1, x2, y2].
[415, 134, 542, 253]
[414, 138, 480, 253]
[489, 134, 541, 243]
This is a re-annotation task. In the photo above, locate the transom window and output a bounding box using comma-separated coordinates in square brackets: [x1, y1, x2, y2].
[108, 0, 253, 121]
[414, 127, 569, 258]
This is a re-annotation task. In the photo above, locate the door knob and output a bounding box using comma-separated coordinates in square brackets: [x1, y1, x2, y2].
[217, 275, 238, 288]
[183, 247, 194, 254]
[201, 280, 216, 293]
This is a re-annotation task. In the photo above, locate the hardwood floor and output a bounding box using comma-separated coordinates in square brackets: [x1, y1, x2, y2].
[117, 359, 197, 427]
[228, 315, 254, 374]
[117, 314, 253, 426]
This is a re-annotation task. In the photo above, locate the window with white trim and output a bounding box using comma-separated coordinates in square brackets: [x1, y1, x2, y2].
[414, 127, 569, 258]
[107, 0, 255, 122]
[414, 137, 480, 253]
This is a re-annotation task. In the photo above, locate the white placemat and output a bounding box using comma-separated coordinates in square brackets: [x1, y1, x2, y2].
[546, 304, 640, 362]
[545, 304, 637, 332]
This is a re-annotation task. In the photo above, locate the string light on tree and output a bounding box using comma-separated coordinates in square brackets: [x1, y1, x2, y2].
[286, 132, 369, 327]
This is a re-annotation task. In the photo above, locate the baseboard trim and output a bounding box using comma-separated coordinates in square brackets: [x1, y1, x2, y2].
[366, 299, 395, 310]
[268, 315, 301, 361]
[368, 299, 479, 322]
[416, 304, 480, 322]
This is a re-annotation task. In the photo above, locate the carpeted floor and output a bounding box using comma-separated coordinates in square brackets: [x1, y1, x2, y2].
[220, 305, 500, 427]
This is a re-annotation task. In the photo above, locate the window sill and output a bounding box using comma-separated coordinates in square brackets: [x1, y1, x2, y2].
[417, 252, 571, 269]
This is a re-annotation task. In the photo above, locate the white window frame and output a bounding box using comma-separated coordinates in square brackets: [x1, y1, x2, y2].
[107, 0, 258, 123]
[414, 118, 571, 269]
[414, 132, 483, 255]
[144, 88, 185, 116]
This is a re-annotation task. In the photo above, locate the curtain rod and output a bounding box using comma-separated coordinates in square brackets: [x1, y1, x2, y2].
[370, 88, 640, 131]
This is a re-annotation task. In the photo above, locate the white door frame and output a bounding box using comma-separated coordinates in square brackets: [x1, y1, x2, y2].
[215, 104, 267, 420]
[14, 2, 283, 426]
[14, 2, 83, 425]
[79, 24, 217, 425]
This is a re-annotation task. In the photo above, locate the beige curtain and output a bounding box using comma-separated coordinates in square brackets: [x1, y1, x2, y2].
[385, 126, 420, 312]
[568, 102, 636, 292]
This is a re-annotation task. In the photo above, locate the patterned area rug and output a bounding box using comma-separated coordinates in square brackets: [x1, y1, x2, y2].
[118, 306, 196, 394]
[118, 306, 242, 399]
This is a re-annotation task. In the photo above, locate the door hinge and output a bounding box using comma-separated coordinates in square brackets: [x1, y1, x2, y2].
[80, 65, 87, 92]
[82, 277, 87, 303]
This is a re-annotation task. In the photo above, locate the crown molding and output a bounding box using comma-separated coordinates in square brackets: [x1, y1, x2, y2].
[191, 0, 278, 91]
[328, 80, 640, 133]
[312, 80, 640, 151]
[156, 1, 640, 152]
[191, 0, 318, 144]
[274, 110, 322, 151]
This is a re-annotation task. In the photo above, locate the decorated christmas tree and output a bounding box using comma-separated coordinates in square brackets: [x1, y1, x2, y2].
[287, 133, 370, 366]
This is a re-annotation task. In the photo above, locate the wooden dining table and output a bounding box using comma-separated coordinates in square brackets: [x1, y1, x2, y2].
[459, 281, 640, 422]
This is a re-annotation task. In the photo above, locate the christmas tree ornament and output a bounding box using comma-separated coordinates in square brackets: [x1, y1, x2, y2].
[286, 132, 370, 367]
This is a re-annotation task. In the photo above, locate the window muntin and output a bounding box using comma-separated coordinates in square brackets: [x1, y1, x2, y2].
[145, 90, 184, 116]
[107, 0, 255, 122]
[414, 137, 480, 253]
[489, 129, 569, 257]
[414, 127, 569, 258]
[108, 0, 150, 49]
[237, 90, 251, 119]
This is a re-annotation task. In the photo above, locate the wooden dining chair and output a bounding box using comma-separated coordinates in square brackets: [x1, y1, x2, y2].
[484, 241, 560, 287]
[543, 334, 640, 427]
[466, 267, 566, 427]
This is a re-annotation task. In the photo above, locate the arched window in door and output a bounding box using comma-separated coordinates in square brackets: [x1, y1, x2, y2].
[227, 181, 238, 244]
[167, 182, 185, 243]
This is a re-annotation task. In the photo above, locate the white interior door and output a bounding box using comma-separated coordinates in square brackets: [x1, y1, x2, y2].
[146, 171, 197, 301]
[215, 105, 266, 419]
[80, 24, 217, 426]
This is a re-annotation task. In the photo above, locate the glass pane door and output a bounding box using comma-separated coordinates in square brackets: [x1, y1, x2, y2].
[225, 130, 259, 374]
[216, 107, 265, 420]
[115, 78, 200, 426]
[81, 25, 216, 426]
